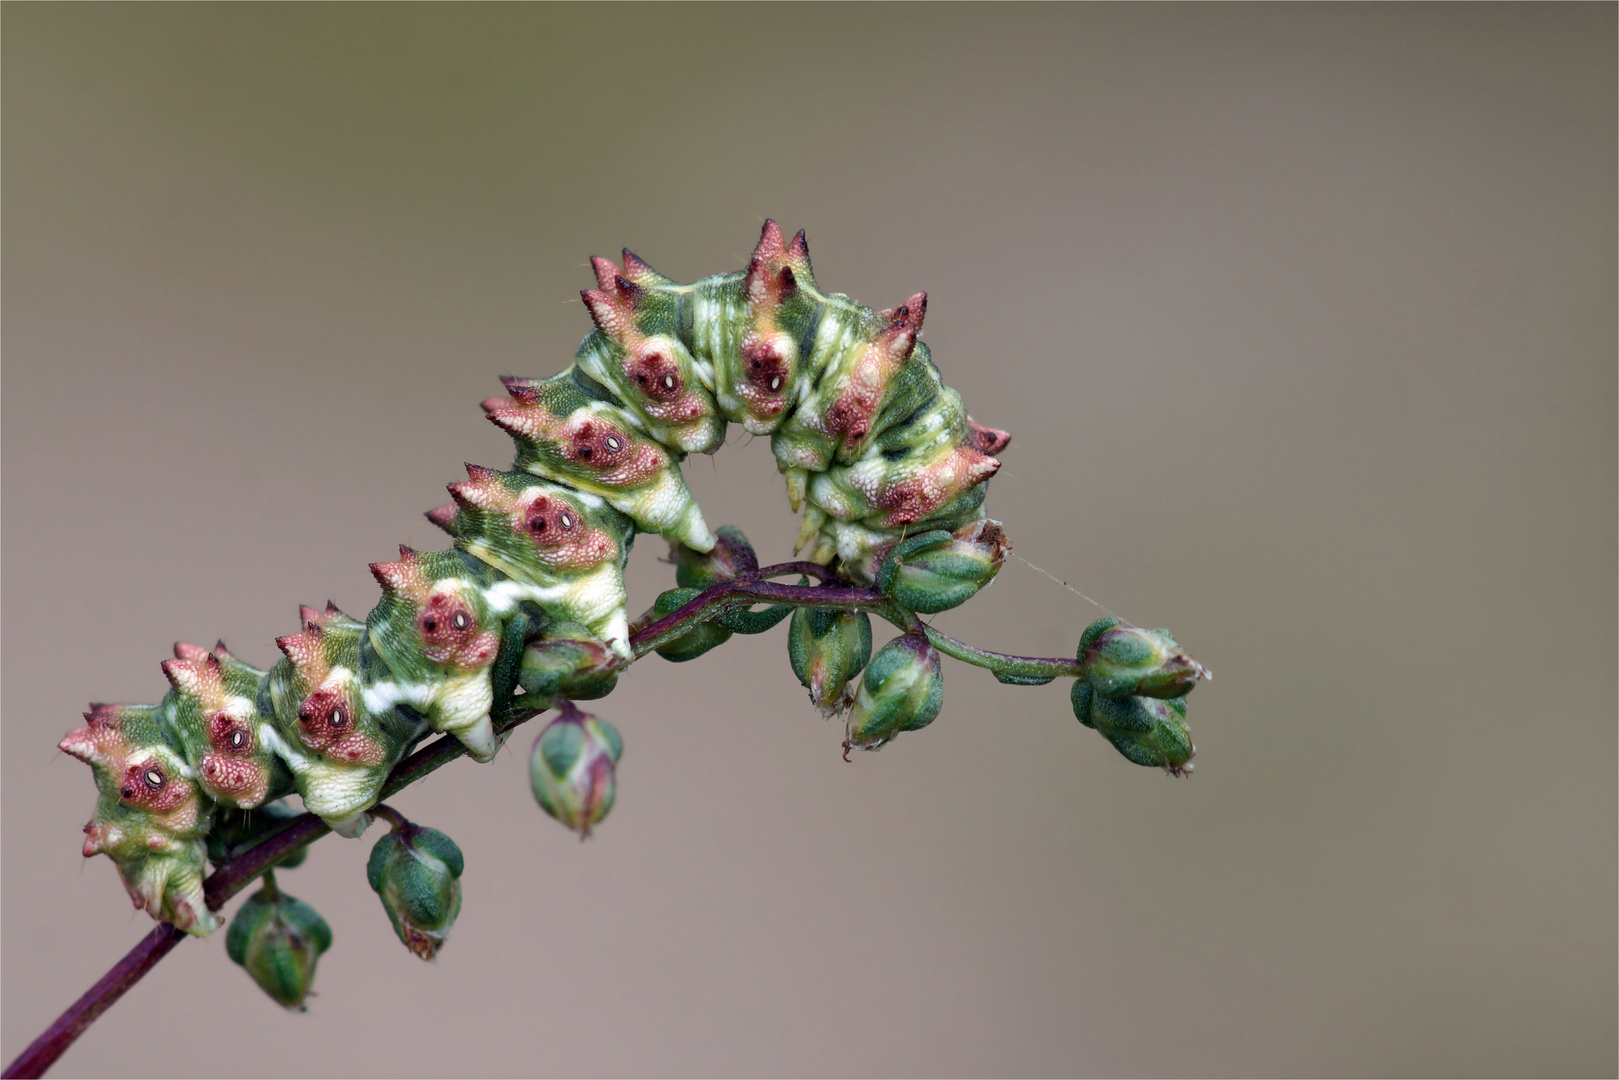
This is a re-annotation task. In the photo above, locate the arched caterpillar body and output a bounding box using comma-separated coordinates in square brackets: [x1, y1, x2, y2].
[59, 221, 1010, 937]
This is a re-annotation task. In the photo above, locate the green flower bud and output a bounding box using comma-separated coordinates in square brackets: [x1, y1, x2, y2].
[844, 630, 944, 752]
[365, 821, 465, 961]
[642, 588, 733, 662]
[225, 875, 332, 1010]
[788, 607, 873, 715]
[519, 620, 623, 704]
[530, 706, 623, 838]
[876, 519, 1009, 614]
[672, 525, 758, 589]
[1077, 617, 1210, 699]
[1071, 681, 1195, 776]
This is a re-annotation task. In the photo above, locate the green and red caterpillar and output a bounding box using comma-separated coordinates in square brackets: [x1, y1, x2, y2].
[59, 221, 1012, 937]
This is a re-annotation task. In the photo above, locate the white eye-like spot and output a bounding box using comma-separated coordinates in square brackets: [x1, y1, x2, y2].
[660, 373, 676, 391]
[769, 375, 782, 391]
[451, 611, 471, 630]
[604, 436, 622, 452]
[144, 768, 165, 788]
[228, 730, 248, 750]
[329, 707, 347, 729]
[559, 511, 576, 530]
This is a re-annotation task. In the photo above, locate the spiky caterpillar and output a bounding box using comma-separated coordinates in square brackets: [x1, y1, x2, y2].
[59, 221, 1010, 937]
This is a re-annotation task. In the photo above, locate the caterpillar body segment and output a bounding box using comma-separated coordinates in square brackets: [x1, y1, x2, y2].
[480, 381, 710, 552]
[267, 605, 420, 837]
[60, 703, 218, 934]
[160, 645, 291, 811]
[431, 466, 637, 661]
[366, 547, 506, 762]
[516, 223, 1007, 572]
[63, 222, 1010, 936]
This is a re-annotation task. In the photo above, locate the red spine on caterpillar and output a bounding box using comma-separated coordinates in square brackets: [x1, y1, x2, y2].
[619, 248, 672, 287]
[967, 417, 1012, 456]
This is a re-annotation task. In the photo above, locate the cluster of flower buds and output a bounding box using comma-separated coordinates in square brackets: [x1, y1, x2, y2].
[530, 704, 623, 838]
[844, 629, 944, 752]
[225, 874, 332, 1010]
[1070, 617, 1208, 776]
[366, 814, 465, 961]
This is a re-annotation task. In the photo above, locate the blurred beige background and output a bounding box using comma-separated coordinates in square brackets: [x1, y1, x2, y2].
[4, 5, 1613, 1077]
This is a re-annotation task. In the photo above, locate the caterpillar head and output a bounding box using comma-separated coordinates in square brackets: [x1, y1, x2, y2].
[275, 607, 390, 768]
[369, 547, 502, 675]
[441, 466, 625, 581]
[61, 704, 204, 837]
[161, 645, 285, 809]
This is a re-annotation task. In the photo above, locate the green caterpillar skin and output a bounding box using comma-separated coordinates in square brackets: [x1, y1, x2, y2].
[60, 222, 1009, 936]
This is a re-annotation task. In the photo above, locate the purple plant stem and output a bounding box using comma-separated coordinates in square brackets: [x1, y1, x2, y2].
[1, 925, 186, 1080]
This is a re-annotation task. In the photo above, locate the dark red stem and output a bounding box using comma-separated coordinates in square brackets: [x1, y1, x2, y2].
[754, 560, 840, 582]
[1, 924, 185, 1079]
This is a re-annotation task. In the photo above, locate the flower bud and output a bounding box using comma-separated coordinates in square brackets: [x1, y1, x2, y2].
[530, 706, 623, 837]
[1071, 681, 1195, 776]
[844, 630, 944, 752]
[225, 876, 332, 1010]
[788, 607, 873, 715]
[365, 822, 465, 961]
[641, 588, 733, 662]
[1077, 617, 1209, 699]
[519, 620, 623, 704]
[875, 519, 1009, 614]
[672, 525, 758, 589]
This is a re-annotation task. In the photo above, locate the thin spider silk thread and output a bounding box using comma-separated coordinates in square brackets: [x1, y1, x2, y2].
[1010, 552, 1136, 627]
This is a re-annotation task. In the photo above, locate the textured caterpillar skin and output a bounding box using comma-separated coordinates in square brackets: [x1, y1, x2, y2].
[60, 221, 1008, 936]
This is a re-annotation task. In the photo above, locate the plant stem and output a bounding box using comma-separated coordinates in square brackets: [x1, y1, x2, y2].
[258, 869, 279, 900]
[630, 570, 889, 658]
[0, 926, 185, 1080]
[920, 625, 1085, 680]
[5, 561, 1085, 1079]
[367, 804, 411, 834]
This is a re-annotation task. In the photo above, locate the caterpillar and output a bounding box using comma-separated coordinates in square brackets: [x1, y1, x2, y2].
[59, 221, 1011, 938]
